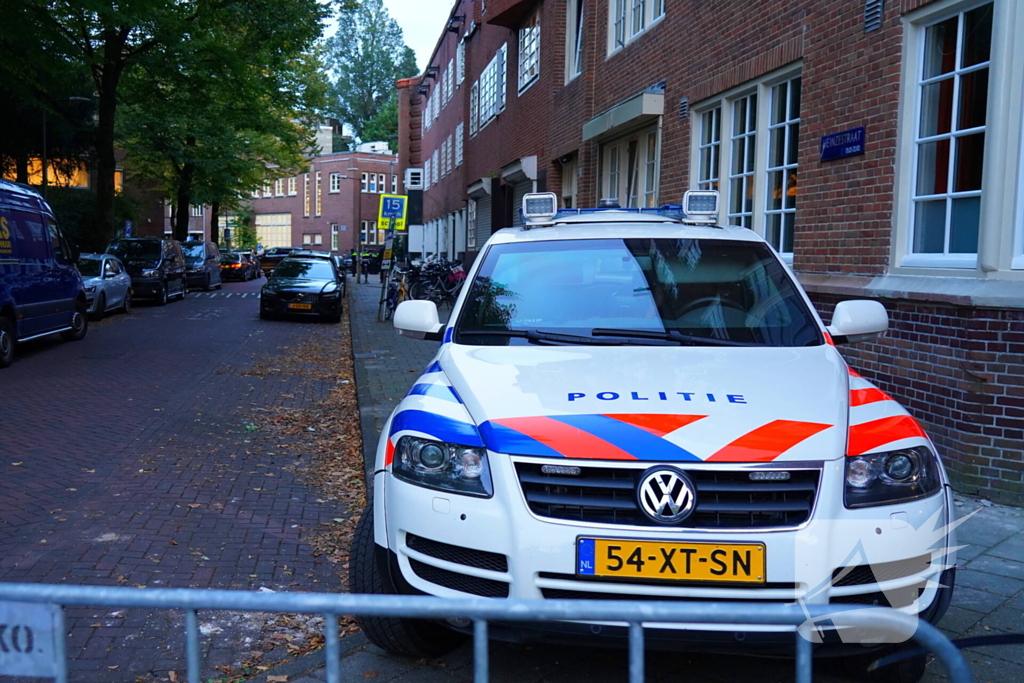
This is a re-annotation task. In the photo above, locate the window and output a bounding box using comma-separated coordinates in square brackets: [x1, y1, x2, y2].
[252, 188, 261, 199]
[600, 126, 659, 207]
[392, 174, 398, 193]
[690, 68, 802, 259]
[467, 201, 477, 249]
[301, 233, 323, 246]
[331, 223, 339, 251]
[764, 78, 800, 255]
[378, 174, 387, 193]
[263, 182, 273, 198]
[561, 157, 578, 208]
[697, 107, 722, 190]
[361, 220, 378, 245]
[455, 123, 464, 166]
[457, 39, 466, 84]
[255, 214, 292, 248]
[288, 177, 297, 196]
[275, 179, 284, 196]
[566, 0, 584, 81]
[425, 157, 432, 190]
[475, 44, 507, 131]
[470, 82, 480, 135]
[303, 173, 310, 216]
[303, 233, 312, 245]
[519, 13, 540, 93]
[330, 172, 342, 193]
[446, 59, 454, 102]
[609, 0, 663, 53]
[361, 172, 369, 193]
[433, 149, 440, 184]
[369, 174, 378, 193]
[315, 171, 322, 216]
[191, 205, 203, 217]
[446, 136, 453, 175]
[908, 3, 992, 266]
[315, 233, 323, 245]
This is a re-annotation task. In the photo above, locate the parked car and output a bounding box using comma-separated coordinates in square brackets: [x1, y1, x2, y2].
[289, 250, 346, 298]
[220, 252, 257, 281]
[182, 240, 223, 291]
[0, 180, 88, 368]
[105, 238, 186, 305]
[78, 253, 132, 319]
[259, 246, 301, 276]
[351, 191, 957, 682]
[259, 257, 343, 322]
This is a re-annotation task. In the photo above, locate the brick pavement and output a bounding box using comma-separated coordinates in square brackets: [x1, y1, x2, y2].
[282, 282, 1024, 683]
[0, 278, 350, 681]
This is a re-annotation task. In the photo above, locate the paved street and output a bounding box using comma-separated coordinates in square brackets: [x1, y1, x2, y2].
[280, 282, 1024, 683]
[0, 277, 351, 681]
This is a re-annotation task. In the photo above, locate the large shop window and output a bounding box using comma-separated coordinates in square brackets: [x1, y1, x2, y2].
[599, 126, 660, 208]
[691, 70, 801, 260]
[908, 3, 992, 267]
[255, 214, 292, 249]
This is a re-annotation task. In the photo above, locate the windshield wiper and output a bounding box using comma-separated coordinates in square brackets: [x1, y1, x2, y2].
[591, 327, 758, 347]
[463, 329, 675, 346]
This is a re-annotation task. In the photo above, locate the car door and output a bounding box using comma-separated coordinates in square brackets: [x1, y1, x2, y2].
[45, 216, 80, 330]
[206, 243, 222, 285]
[5, 208, 55, 337]
[103, 257, 127, 308]
[165, 241, 185, 295]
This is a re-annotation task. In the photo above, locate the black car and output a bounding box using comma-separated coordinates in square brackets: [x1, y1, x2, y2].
[289, 250, 346, 297]
[260, 258, 344, 322]
[106, 238, 186, 305]
[220, 252, 257, 281]
[182, 240, 223, 291]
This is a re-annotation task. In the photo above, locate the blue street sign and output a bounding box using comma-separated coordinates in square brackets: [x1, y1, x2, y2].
[381, 196, 405, 219]
[820, 127, 865, 162]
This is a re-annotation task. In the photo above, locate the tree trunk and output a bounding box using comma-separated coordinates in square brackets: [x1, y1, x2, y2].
[210, 201, 220, 244]
[94, 29, 128, 242]
[173, 161, 195, 241]
[14, 153, 28, 184]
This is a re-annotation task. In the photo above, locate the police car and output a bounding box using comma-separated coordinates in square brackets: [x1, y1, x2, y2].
[350, 191, 956, 681]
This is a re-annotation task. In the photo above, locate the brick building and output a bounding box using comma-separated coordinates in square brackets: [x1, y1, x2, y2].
[154, 135, 400, 254]
[396, 0, 1024, 505]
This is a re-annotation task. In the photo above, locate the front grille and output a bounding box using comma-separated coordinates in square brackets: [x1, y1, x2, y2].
[516, 463, 819, 529]
[406, 534, 508, 573]
[409, 559, 509, 598]
[830, 583, 925, 609]
[832, 554, 931, 587]
[277, 291, 319, 302]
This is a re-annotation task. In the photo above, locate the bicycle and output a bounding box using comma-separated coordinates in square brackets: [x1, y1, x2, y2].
[379, 266, 410, 321]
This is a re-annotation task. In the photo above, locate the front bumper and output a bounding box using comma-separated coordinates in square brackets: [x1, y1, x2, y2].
[374, 454, 956, 649]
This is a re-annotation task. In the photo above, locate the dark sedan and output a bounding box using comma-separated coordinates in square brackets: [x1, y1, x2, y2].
[220, 252, 257, 281]
[259, 258, 343, 323]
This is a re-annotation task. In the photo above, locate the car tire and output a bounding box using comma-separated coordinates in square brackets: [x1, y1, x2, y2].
[259, 308, 275, 321]
[156, 283, 169, 306]
[60, 300, 88, 341]
[349, 506, 465, 658]
[842, 646, 928, 683]
[324, 307, 342, 324]
[122, 290, 133, 314]
[90, 293, 106, 321]
[0, 314, 15, 368]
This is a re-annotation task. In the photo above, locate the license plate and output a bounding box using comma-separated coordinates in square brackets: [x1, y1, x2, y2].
[577, 537, 766, 584]
[287, 303, 312, 310]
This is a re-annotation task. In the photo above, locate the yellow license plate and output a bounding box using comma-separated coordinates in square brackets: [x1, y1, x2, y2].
[287, 302, 313, 310]
[577, 538, 766, 584]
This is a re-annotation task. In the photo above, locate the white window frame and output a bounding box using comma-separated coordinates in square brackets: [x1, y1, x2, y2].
[608, 0, 664, 55]
[263, 182, 273, 198]
[470, 82, 480, 135]
[425, 157, 432, 190]
[599, 124, 661, 208]
[467, 200, 477, 249]
[457, 39, 466, 85]
[315, 171, 322, 216]
[433, 149, 440, 183]
[303, 173, 310, 217]
[274, 179, 284, 196]
[288, 177, 297, 196]
[331, 223, 339, 251]
[455, 122, 464, 166]
[689, 64, 803, 262]
[302, 233, 312, 245]
[361, 172, 369, 193]
[566, 0, 584, 83]
[361, 220, 378, 246]
[392, 174, 398, 193]
[378, 173, 387, 193]
[764, 77, 801, 257]
[477, 44, 507, 131]
[446, 59, 454, 102]
[561, 157, 578, 208]
[518, 12, 540, 94]
[329, 172, 341, 193]
[191, 205, 203, 217]
[697, 107, 722, 191]
[897, 1, 996, 270]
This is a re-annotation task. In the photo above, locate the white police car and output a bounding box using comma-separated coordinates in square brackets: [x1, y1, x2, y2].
[350, 191, 956, 681]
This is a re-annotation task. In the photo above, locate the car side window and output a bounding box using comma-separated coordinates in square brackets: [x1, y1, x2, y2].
[46, 218, 71, 264]
[9, 210, 48, 264]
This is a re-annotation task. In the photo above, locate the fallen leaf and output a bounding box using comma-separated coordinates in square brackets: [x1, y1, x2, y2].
[187, 504, 201, 509]
[168, 671, 178, 682]
[108, 666, 118, 670]
[89, 623, 101, 628]
[267, 676, 289, 682]
[11, 462, 22, 466]
[362, 671, 378, 679]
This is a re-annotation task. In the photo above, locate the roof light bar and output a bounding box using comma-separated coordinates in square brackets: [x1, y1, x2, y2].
[522, 192, 558, 227]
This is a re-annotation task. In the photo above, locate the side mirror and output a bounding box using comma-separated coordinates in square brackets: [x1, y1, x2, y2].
[827, 300, 888, 344]
[394, 300, 443, 341]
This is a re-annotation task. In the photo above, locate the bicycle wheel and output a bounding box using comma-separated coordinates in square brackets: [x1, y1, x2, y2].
[409, 280, 431, 301]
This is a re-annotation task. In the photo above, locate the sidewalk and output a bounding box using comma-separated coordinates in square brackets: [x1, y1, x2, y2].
[282, 281, 1024, 683]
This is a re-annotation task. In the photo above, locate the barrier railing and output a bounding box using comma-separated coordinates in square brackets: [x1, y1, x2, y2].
[0, 583, 973, 683]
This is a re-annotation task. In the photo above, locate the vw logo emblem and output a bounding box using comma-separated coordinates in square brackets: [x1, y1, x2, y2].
[637, 467, 696, 524]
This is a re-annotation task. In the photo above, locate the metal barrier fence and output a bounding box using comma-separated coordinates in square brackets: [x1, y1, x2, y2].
[0, 583, 973, 683]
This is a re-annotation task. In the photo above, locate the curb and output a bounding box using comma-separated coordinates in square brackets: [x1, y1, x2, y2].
[246, 633, 368, 683]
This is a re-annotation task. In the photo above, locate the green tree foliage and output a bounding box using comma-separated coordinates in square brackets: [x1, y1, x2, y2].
[328, 0, 418, 142]
[361, 92, 399, 148]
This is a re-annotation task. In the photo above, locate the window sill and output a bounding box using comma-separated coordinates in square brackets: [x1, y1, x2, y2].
[798, 272, 1024, 310]
[899, 253, 978, 269]
[518, 75, 539, 96]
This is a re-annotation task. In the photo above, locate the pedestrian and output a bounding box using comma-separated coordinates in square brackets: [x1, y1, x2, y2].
[360, 252, 370, 283]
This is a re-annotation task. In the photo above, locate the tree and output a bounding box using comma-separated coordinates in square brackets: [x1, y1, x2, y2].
[328, 0, 419, 142]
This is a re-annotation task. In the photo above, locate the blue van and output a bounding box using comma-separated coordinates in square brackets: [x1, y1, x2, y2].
[0, 180, 88, 368]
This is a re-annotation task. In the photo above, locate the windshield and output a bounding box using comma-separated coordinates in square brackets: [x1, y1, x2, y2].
[221, 253, 241, 263]
[78, 259, 101, 277]
[455, 238, 822, 347]
[182, 243, 206, 258]
[272, 260, 335, 280]
[106, 240, 160, 264]
[266, 248, 294, 256]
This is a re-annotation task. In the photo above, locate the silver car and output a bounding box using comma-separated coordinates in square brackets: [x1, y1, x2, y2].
[78, 253, 132, 319]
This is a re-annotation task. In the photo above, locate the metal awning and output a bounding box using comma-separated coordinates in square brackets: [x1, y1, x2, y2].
[582, 92, 664, 141]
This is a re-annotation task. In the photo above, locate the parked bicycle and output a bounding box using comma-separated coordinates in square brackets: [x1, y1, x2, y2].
[408, 257, 466, 309]
[379, 266, 411, 321]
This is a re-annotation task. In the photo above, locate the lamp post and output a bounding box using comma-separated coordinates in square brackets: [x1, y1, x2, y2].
[348, 166, 361, 282]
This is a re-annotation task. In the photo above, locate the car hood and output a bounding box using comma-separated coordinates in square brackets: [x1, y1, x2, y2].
[390, 344, 858, 464]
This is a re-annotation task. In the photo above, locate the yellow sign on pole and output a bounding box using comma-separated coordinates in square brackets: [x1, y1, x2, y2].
[378, 194, 408, 233]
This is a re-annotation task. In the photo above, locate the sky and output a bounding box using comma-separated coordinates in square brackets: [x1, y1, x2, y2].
[325, 0, 453, 72]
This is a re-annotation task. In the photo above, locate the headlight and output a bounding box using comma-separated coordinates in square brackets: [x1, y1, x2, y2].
[321, 289, 340, 299]
[84, 285, 96, 293]
[844, 446, 942, 508]
[142, 269, 160, 278]
[392, 436, 492, 498]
